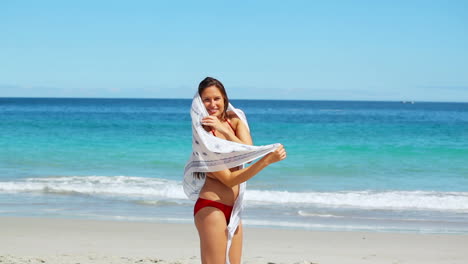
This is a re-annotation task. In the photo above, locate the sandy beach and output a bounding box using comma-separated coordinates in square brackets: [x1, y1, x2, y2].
[0, 217, 467, 264]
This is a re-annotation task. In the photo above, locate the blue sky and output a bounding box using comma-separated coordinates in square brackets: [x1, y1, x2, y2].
[1, 0, 467, 101]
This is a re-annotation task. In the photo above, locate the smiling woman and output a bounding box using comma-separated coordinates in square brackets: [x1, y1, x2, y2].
[187, 77, 286, 264]
[199, 78, 229, 118]
[199, 78, 252, 144]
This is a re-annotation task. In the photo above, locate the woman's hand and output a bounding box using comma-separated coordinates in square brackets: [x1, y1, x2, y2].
[202, 116, 228, 134]
[265, 145, 287, 164]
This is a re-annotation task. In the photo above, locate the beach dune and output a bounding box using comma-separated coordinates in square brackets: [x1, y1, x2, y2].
[1, 217, 467, 264]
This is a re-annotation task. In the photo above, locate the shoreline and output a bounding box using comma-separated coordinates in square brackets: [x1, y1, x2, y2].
[1, 216, 467, 264]
[3, 211, 467, 235]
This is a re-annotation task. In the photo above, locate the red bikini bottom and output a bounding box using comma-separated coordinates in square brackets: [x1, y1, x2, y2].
[194, 198, 234, 225]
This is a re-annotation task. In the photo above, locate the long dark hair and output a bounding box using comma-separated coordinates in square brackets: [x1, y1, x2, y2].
[193, 77, 229, 180]
[198, 77, 229, 120]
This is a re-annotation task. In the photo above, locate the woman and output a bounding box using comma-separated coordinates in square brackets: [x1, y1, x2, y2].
[193, 77, 286, 264]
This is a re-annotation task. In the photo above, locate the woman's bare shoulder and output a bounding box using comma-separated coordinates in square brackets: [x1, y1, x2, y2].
[227, 110, 252, 144]
[226, 111, 241, 126]
[226, 110, 239, 119]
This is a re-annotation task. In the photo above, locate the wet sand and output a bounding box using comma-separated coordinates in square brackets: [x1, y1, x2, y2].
[1, 217, 467, 264]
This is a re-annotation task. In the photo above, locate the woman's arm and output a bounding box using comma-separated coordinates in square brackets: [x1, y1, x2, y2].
[210, 145, 286, 188]
[202, 112, 253, 145]
[229, 116, 253, 145]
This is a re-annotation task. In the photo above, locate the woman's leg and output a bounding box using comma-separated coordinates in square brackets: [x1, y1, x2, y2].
[195, 207, 228, 264]
[228, 221, 243, 264]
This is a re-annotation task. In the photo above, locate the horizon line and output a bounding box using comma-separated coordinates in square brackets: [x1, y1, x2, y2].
[1, 96, 467, 104]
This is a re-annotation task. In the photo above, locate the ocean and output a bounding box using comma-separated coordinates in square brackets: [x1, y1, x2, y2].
[1, 97, 467, 234]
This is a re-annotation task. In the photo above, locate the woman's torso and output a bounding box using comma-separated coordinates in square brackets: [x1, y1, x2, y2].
[199, 116, 240, 205]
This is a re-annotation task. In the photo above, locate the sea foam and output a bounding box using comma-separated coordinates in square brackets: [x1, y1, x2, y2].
[0, 176, 185, 199]
[1, 176, 467, 212]
[245, 189, 468, 211]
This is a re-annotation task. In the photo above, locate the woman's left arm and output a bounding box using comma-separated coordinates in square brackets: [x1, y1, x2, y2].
[202, 115, 252, 145]
[229, 117, 253, 145]
[221, 110, 252, 145]
[210, 116, 251, 145]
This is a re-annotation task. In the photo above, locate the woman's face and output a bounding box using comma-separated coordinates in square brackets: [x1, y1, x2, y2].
[201, 85, 225, 117]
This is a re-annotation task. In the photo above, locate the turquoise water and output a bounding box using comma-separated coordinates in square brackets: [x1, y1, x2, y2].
[1, 98, 467, 233]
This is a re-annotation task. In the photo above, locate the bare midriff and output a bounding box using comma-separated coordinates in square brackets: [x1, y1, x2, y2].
[199, 115, 241, 205]
[198, 167, 240, 206]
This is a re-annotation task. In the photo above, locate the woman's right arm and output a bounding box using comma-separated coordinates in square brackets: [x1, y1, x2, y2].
[209, 145, 286, 188]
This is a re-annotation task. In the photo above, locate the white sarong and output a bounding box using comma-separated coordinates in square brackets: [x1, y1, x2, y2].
[183, 93, 279, 264]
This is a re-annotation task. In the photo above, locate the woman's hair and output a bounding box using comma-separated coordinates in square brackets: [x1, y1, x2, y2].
[194, 77, 229, 180]
[198, 77, 230, 120]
